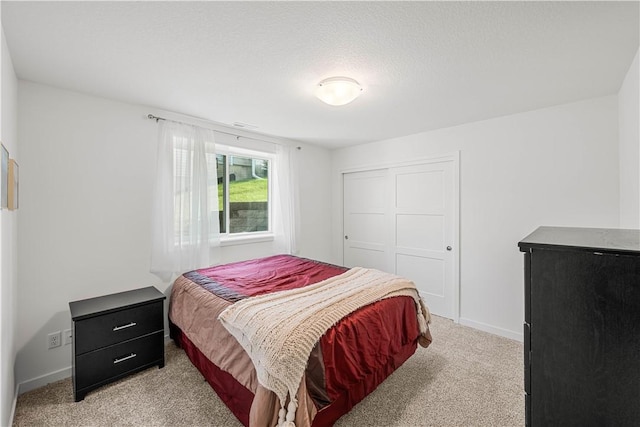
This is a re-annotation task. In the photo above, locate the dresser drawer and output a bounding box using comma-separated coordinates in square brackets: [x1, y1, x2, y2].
[75, 331, 164, 391]
[75, 301, 163, 354]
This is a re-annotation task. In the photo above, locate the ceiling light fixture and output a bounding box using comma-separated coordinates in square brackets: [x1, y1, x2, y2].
[315, 77, 363, 106]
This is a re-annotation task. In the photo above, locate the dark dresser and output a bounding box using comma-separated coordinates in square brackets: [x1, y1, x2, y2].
[518, 226, 640, 426]
[69, 286, 166, 401]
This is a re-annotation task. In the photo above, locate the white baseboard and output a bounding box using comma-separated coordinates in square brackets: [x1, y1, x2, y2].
[459, 317, 523, 342]
[18, 366, 72, 395]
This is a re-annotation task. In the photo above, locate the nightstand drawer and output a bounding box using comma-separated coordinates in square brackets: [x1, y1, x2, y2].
[75, 331, 164, 391]
[75, 301, 163, 354]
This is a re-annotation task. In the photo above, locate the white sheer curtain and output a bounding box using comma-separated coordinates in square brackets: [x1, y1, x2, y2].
[273, 144, 300, 254]
[151, 120, 220, 281]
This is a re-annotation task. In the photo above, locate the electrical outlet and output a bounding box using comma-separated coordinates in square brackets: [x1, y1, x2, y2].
[47, 331, 62, 349]
[64, 329, 73, 346]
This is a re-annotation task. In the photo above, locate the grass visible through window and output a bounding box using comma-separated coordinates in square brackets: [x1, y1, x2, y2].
[218, 178, 268, 209]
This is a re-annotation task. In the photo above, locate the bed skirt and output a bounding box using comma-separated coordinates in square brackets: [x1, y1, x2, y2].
[169, 319, 418, 427]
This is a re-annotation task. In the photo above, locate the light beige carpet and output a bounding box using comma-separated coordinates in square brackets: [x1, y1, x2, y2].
[13, 316, 523, 426]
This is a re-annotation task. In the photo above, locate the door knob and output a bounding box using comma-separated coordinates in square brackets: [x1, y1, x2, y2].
[345, 235, 349, 240]
[446, 246, 452, 251]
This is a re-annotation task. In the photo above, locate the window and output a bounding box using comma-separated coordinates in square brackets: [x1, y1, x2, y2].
[215, 146, 273, 239]
[171, 141, 273, 247]
[153, 121, 287, 279]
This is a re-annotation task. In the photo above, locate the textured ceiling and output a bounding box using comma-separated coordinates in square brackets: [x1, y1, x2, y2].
[3, 1, 639, 148]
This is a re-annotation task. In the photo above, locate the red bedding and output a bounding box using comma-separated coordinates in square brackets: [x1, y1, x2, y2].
[183, 255, 348, 301]
[169, 255, 431, 426]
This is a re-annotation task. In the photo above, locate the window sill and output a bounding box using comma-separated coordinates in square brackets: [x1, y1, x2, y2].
[219, 233, 274, 247]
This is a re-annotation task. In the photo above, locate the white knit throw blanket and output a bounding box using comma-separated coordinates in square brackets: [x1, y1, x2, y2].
[218, 267, 431, 427]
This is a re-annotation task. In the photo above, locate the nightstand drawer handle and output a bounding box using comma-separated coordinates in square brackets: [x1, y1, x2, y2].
[113, 353, 137, 364]
[112, 322, 137, 331]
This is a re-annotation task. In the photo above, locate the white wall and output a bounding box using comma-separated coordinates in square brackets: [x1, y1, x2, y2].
[16, 81, 332, 392]
[331, 96, 620, 339]
[619, 48, 640, 228]
[0, 21, 19, 427]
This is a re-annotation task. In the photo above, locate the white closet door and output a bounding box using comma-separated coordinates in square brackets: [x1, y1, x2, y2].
[343, 169, 390, 272]
[391, 161, 455, 319]
[342, 157, 458, 320]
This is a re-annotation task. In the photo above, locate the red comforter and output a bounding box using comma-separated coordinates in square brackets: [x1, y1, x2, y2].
[169, 255, 431, 426]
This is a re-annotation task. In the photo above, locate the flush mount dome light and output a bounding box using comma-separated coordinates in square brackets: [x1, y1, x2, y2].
[315, 77, 362, 106]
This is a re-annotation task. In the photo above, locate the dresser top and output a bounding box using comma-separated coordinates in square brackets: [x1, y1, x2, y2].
[69, 286, 165, 320]
[519, 226, 640, 255]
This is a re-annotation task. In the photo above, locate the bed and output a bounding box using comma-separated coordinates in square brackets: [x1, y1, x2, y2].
[168, 254, 432, 427]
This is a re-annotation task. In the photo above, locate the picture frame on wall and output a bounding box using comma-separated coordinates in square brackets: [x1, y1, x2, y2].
[8, 159, 18, 210]
[1, 144, 7, 210]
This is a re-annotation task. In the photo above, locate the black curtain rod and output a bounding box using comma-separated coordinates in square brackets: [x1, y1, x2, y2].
[146, 114, 301, 150]
[147, 113, 247, 140]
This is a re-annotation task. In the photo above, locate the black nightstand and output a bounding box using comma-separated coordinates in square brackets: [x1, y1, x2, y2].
[69, 286, 166, 402]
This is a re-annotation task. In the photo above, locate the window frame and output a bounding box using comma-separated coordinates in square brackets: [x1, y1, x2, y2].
[215, 144, 275, 245]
